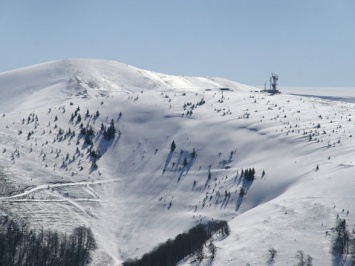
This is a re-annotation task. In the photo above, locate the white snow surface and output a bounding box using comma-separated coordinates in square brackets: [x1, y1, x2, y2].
[0, 58, 354, 265]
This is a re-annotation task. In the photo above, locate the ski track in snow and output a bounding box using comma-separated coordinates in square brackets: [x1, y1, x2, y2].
[0, 178, 120, 200]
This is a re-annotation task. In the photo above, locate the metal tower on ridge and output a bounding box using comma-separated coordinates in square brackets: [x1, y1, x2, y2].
[270, 73, 278, 92]
[263, 73, 280, 94]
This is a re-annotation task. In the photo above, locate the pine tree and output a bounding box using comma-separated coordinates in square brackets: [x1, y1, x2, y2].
[80, 128, 87, 135]
[333, 219, 349, 255]
[251, 168, 255, 179]
[104, 119, 116, 140]
[191, 148, 196, 159]
[170, 141, 176, 151]
[87, 126, 94, 136]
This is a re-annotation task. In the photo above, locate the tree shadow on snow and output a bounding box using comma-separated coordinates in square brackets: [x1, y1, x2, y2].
[220, 194, 231, 209]
[94, 130, 103, 142]
[237, 175, 244, 187]
[94, 134, 121, 158]
[112, 134, 121, 149]
[185, 156, 196, 174]
[266, 257, 275, 265]
[177, 165, 187, 183]
[174, 152, 184, 172]
[177, 157, 196, 182]
[204, 179, 211, 191]
[332, 253, 347, 266]
[236, 195, 244, 212]
[97, 138, 113, 156]
[163, 151, 174, 174]
[243, 179, 254, 193]
[235, 179, 254, 211]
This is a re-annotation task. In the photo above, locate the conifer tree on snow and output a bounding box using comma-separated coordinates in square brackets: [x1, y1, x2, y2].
[104, 119, 116, 140]
[170, 141, 176, 151]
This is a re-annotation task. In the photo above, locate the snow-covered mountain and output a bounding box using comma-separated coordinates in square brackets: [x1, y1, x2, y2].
[0, 58, 354, 265]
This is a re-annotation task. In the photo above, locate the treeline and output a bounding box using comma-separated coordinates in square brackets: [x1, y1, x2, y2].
[123, 220, 230, 266]
[0, 218, 97, 266]
[332, 218, 354, 263]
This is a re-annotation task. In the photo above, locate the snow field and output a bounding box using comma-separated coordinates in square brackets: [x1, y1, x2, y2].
[0, 59, 354, 265]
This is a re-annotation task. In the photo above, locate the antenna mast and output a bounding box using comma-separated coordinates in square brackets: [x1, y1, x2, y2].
[263, 73, 280, 94]
[271, 73, 278, 92]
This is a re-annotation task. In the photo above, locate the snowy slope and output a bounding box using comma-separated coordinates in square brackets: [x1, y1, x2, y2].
[0, 59, 354, 265]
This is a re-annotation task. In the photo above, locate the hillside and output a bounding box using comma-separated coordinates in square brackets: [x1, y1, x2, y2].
[0, 59, 354, 265]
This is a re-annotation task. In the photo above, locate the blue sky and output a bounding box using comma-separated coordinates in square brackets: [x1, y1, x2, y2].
[1, 1, 355, 87]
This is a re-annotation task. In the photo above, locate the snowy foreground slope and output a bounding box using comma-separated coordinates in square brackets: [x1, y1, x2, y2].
[0, 59, 354, 265]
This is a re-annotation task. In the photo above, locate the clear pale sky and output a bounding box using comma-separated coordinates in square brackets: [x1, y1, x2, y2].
[1, 1, 355, 87]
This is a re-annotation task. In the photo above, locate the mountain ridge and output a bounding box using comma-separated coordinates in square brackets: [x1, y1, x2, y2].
[0, 58, 252, 112]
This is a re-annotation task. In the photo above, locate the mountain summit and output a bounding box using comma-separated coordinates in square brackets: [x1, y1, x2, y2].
[0, 59, 250, 112]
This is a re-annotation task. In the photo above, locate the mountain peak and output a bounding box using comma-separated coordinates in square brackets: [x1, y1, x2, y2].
[0, 58, 253, 112]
